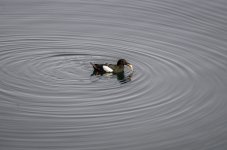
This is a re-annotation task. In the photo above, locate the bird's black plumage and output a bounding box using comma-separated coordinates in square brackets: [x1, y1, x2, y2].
[90, 59, 133, 74]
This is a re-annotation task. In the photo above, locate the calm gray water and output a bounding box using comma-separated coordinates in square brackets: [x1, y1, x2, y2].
[1, 0, 227, 149]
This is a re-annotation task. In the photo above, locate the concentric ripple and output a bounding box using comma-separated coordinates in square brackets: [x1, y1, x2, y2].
[1, 0, 227, 150]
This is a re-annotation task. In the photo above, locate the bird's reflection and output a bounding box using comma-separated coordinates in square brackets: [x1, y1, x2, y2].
[91, 70, 133, 84]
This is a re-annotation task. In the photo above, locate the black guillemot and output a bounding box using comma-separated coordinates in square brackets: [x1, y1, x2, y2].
[90, 59, 133, 74]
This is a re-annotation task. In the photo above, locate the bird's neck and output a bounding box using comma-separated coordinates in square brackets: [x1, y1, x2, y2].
[117, 64, 124, 67]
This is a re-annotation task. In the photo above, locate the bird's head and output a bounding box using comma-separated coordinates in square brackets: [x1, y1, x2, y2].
[117, 59, 133, 71]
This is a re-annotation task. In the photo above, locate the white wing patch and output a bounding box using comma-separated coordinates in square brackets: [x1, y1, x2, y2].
[103, 65, 113, 72]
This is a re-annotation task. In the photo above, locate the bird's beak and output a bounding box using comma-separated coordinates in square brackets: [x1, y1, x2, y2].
[127, 64, 133, 71]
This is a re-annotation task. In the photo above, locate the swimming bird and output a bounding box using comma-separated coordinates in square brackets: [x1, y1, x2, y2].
[90, 59, 133, 74]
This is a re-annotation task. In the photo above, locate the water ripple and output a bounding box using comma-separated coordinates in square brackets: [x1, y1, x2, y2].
[1, 0, 227, 150]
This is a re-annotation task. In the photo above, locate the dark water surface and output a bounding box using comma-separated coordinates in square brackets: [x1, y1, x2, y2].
[1, 0, 227, 149]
